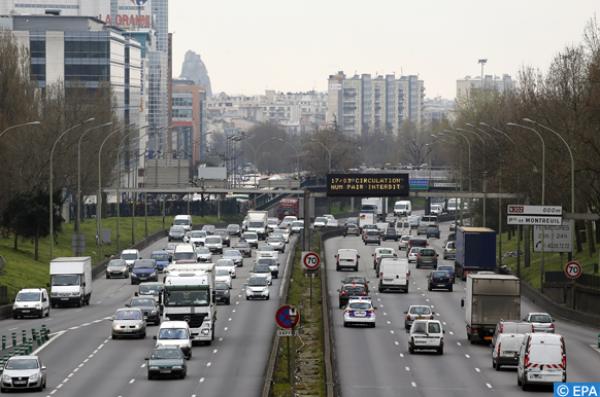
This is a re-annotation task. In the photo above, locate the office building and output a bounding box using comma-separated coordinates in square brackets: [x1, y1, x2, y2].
[456, 74, 514, 101]
[171, 79, 207, 168]
[326, 71, 425, 136]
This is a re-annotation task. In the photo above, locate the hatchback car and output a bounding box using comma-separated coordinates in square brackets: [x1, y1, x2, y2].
[214, 229, 231, 247]
[150, 251, 170, 272]
[313, 217, 328, 228]
[363, 230, 381, 245]
[290, 220, 304, 233]
[338, 284, 368, 308]
[523, 312, 555, 333]
[106, 259, 129, 279]
[343, 223, 360, 237]
[398, 235, 411, 251]
[340, 275, 369, 294]
[383, 227, 399, 241]
[168, 225, 187, 242]
[426, 225, 441, 239]
[214, 282, 231, 305]
[428, 270, 453, 291]
[0, 356, 46, 392]
[407, 247, 423, 263]
[146, 346, 187, 380]
[242, 232, 259, 248]
[251, 263, 273, 285]
[492, 333, 526, 370]
[131, 259, 158, 285]
[245, 276, 270, 300]
[343, 298, 376, 328]
[164, 243, 177, 260]
[223, 249, 244, 267]
[404, 305, 434, 330]
[227, 224, 241, 236]
[128, 296, 161, 325]
[138, 282, 164, 303]
[196, 246, 213, 262]
[112, 307, 146, 339]
[187, 230, 207, 246]
[215, 267, 233, 289]
[416, 248, 438, 268]
[443, 241, 456, 260]
[436, 264, 456, 283]
[408, 320, 444, 354]
[215, 258, 236, 278]
[232, 240, 252, 258]
[267, 235, 286, 253]
[257, 257, 279, 278]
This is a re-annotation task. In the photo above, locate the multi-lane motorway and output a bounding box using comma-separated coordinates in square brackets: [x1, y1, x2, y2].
[2, 234, 294, 397]
[326, 220, 600, 397]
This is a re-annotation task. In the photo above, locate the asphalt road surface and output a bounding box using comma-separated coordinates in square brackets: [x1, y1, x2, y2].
[326, 220, 600, 397]
[2, 234, 295, 397]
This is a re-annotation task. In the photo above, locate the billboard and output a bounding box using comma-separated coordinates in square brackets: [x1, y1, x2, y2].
[99, 0, 152, 30]
[326, 173, 409, 197]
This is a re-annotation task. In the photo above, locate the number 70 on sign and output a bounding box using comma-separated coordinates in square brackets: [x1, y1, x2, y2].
[302, 251, 321, 270]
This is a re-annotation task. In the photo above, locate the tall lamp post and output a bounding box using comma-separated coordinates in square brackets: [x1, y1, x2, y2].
[49, 118, 95, 258]
[0, 121, 41, 139]
[445, 129, 473, 226]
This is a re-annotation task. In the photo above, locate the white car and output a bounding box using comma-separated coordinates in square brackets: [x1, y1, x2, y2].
[187, 230, 207, 246]
[408, 320, 444, 354]
[313, 217, 328, 228]
[280, 216, 297, 228]
[215, 258, 236, 278]
[215, 267, 233, 289]
[266, 235, 286, 253]
[256, 257, 279, 279]
[121, 249, 141, 270]
[0, 355, 47, 392]
[343, 297, 376, 328]
[492, 333, 525, 370]
[273, 227, 290, 243]
[251, 263, 273, 285]
[222, 249, 243, 267]
[196, 246, 213, 262]
[267, 217, 280, 232]
[326, 218, 339, 227]
[256, 244, 280, 263]
[245, 276, 270, 300]
[398, 235, 411, 251]
[523, 312, 555, 333]
[242, 232, 259, 248]
[407, 247, 423, 263]
[290, 220, 304, 233]
[204, 235, 223, 254]
[12, 288, 50, 319]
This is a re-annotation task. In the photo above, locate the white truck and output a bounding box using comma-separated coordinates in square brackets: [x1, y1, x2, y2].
[162, 266, 216, 345]
[462, 273, 520, 343]
[393, 200, 412, 217]
[361, 197, 385, 220]
[245, 210, 268, 239]
[49, 257, 92, 307]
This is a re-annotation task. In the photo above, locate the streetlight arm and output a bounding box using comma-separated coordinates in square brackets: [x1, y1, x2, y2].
[0, 120, 41, 139]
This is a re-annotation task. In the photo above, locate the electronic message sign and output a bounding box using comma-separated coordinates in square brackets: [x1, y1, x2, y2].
[326, 173, 409, 197]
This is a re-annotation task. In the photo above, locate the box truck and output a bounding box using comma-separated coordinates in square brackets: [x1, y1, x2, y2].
[49, 257, 93, 307]
[455, 227, 496, 280]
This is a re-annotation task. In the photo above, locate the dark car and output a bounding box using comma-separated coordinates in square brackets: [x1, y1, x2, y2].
[214, 282, 231, 305]
[146, 346, 187, 380]
[227, 224, 241, 237]
[436, 264, 455, 283]
[338, 284, 368, 308]
[428, 270, 453, 291]
[233, 241, 252, 258]
[214, 229, 231, 247]
[343, 223, 360, 237]
[416, 248, 438, 269]
[168, 225, 186, 242]
[383, 227, 399, 241]
[128, 296, 161, 325]
[408, 237, 428, 250]
[426, 225, 441, 239]
[363, 230, 381, 245]
[340, 276, 369, 294]
[223, 249, 244, 267]
[131, 259, 158, 285]
[150, 251, 170, 272]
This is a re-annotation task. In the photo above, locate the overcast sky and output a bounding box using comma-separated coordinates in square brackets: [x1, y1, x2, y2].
[169, 0, 600, 99]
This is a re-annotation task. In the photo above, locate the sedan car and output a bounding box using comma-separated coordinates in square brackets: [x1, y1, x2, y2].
[338, 284, 368, 309]
[112, 307, 146, 339]
[436, 264, 456, 283]
[340, 275, 369, 293]
[227, 224, 241, 236]
[0, 356, 46, 392]
[273, 227, 291, 243]
[407, 247, 423, 263]
[408, 320, 444, 354]
[343, 298, 376, 328]
[214, 282, 231, 305]
[223, 249, 244, 267]
[266, 235, 286, 253]
[215, 258, 236, 278]
[343, 223, 361, 237]
[232, 241, 252, 258]
[404, 305, 434, 330]
[128, 296, 161, 325]
[106, 259, 129, 279]
[257, 257, 279, 279]
[242, 232, 259, 248]
[245, 276, 270, 300]
[416, 248, 438, 268]
[131, 259, 159, 285]
[214, 229, 231, 247]
[523, 312, 555, 333]
[196, 246, 213, 262]
[146, 346, 187, 380]
[428, 270, 453, 292]
[138, 282, 164, 303]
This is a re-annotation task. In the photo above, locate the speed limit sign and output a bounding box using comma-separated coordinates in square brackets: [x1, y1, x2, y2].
[302, 251, 321, 271]
[564, 260, 583, 280]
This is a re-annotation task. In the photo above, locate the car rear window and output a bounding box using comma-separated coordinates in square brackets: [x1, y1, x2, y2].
[421, 249, 436, 256]
[428, 322, 441, 333]
[529, 342, 562, 362]
[530, 314, 552, 323]
[410, 306, 431, 315]
[348, 302, 371, 310]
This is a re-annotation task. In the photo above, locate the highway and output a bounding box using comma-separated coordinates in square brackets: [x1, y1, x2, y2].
[2, 234, 294, 397]
[325, 220, 600, 397]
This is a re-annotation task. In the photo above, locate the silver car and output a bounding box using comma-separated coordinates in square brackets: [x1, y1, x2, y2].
[266, 235, 286, 253]
[223, 249, 244, 267]
[106, 258, 129, 279]
[0, 356, 46, 392]
[524, 312, 555, 333]
[112, 307, 147, 339]
[196, 246, 213, 262]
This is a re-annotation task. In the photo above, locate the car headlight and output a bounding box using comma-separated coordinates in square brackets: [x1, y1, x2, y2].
[29, 372, 39, 382]
[2, 374, 11, 382]
[71, 292, 81, 296]
[35, 304, 42, 310]
[149, 366, 159, 370]
[150, 310, 157, 315]
[172, 365, 183, 370]
[150, 272, 157, 277]
[201, 329, 209, 335]
[131, 273, 138, 278]
[246, 288, 252, 294]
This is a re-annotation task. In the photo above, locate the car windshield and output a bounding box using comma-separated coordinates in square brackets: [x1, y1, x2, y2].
[367, 231, 379, 236]
[170, 226, 185, 232]
[158, 328, 189, 340]
[421, 249, 435, 256]
[530, 314, 552, 323]
[121, 253, 138, 260]
[428, 322, 441, 333]
[151, 348, 183, 360]
[108, 260, 125, 267]
[291, 221, 303, 227]
[410, 306, 431, 315]
[164, 290, 209, 306]
[254, 264, 271, 273]
[410, 248, 423, 254]
[446, 242, 455, 249]
[243, 233, 258, 240]
[115, 310, 142, 320]
[130, 298, 155, 307]
[248, 277, 268, 286]
[206, 237, 221, 244]
[139, 284, 161, 294]
[151, 253, 169, 261]
[348, 302, 371, 310]
[215, 283, 229, 290]
[249, 221, 264, 228]
[173, 219, 189, 226]
[197, 247, 210, 254]
[223, 251, 240, 257]
[342, 276, 365, 284]
[174, 252, 195, 261]
[379, 249, 393, 255]
[166, 244, 177, 251]
[432, 271, 448, 278]
[216, 259, 234, 267]
[52, 274, 80, 286]
[412, 322, 427, 333]
[227, 225, 239, 231]
[315, 217, 327, 223]
[344, 286, 365, 294]
[268, 219, 278, 225]
[268, 236, 283, 242]
[191, 231, 206, 238]
[401, 236, 410, 241]
[257, 258, 276, 266]
[134, 260, 155, 269]
[215, 268, 229, 276]
[5, 359, 38, 370]
[437, 266, 454, 272]
[16, 292, 41, 302]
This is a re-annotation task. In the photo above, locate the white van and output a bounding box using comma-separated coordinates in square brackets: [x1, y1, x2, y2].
[517, 333, 566, 389]
[378, 258, 409, 293]
[172, 244, 198, 265]
[12, 288, 50, 319]
[154, 321, 192, 359]
[173, 215, 193, 232]
[335, 249, 360, 272]
[394, 200, 412, 217]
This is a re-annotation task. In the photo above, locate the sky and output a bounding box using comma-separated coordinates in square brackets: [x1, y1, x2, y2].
[169, 0, 600, 99]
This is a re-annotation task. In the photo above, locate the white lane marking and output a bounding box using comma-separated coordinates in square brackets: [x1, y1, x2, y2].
[449, 331, 454, 336]
[435, 313, 441, 317]
[394, 341, 399, 346]
[213, 349, 218, 354]
[465, 354, 471, 359]
[219, 337, 224, 342]
[77, 363, 84, 369]
[400, 353, 404, 358]
[129, 378, 135, 384]
[431, 305, 435, 309]
[377, 298, 381, 302]
[68, 373, 74, 378]
[199, 378, 205, 383]
[33, 330, 66, 355]
[56, 384, 63, 389]
[228, 317, 232, 322]
[50, 390, 57, 395]
[88, 354, 94, 359]
[405, 366, 410, 371]
[486, 383, 493, 389]
[383, 312, 387, 316]
[73, 367, 79, 373]
[411, 381, 417, 388]
[232, 309, 236, 313]
[224, 327, 228, 331]
[95, 301, 103, 304]
[386, 321, 391, 325]
[442, 321, 447, 325]
[82, 322, 91, 327]
[192, 395, 197, 397]
[69, 326, 79, 330]
[475, 367, 481, 373]
[390, 330, 395, 334]
[456, 342, 462, 346]
[207, 362, 212, 367]
[417, 287, 421, 290]
[380, 304, 384, 308]
[141, 363, 146, 368]
[236, 301, 240, 305]
[425, 298, 430, 302]
[93, 319, 102, 323]
[8, 327, 17, 331]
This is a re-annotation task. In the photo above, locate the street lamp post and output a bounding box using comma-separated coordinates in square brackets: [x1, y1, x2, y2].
[308, 140, 332, 173]
[445, 129, 472, 228]
[76, 121, 112, 239]
[0, 121, 41, 139]
[49, 118, 94, 259]
[458, 127, 487, 226]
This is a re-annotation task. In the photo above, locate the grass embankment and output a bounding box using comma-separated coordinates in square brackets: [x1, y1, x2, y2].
[498, 231, 599, 289]
[0, 215, 225, 301]
[272, 233, 325, 397]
